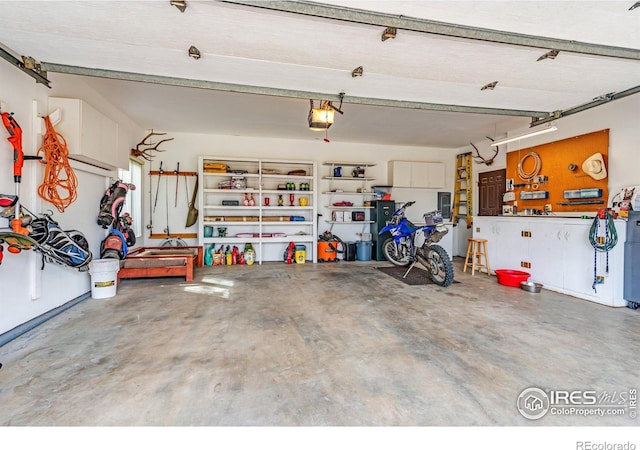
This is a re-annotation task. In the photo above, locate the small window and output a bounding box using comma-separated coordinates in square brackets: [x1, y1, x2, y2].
[118, 159, 143, 238]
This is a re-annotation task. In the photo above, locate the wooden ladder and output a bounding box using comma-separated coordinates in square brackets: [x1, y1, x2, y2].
[453, 152, 473, 228]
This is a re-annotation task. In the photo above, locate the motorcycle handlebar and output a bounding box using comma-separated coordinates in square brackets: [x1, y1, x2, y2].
[392, 201, 415, 218]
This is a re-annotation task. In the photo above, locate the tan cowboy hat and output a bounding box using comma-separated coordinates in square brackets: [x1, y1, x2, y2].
[582, 153, 607, 180]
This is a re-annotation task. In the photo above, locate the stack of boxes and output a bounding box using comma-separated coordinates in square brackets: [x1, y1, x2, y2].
[331, 211, 365, 222]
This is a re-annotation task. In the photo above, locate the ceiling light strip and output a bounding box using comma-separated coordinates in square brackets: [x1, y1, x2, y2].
[490, 123, 557, 146]
[40, 62, 546, 118]
[222, 0, 640, 61]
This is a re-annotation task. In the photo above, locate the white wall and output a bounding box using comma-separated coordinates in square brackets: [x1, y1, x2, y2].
[139, 132, 457, 248]
[0, 65, 142, 335]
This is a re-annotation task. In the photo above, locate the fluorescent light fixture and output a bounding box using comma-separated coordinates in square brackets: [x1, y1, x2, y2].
[490, 122, 557, 147]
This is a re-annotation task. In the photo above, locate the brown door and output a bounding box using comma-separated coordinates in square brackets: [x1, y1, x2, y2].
[478, 169, 506, 216]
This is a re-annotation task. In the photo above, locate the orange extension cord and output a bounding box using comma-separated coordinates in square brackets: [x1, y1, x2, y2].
[37, 116, 78, 212]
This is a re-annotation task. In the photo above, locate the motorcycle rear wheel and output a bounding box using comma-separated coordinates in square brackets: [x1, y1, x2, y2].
[382, 237, 412, 267]
[422, 244, 454, 287]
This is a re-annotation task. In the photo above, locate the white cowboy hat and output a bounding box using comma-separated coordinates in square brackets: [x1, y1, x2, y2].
[582, 153, 607, 180]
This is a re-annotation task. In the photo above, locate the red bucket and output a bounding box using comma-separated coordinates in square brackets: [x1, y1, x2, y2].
[495, 269, 530, 287]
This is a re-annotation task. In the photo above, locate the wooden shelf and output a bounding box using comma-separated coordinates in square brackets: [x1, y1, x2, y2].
[261, 174, 314, 180]
[202, 172, 260, 178]
[326, 206, 373, 209]
[203, 205, 261, 210]
[323, 161, 376, 167]
[322, 191, 377, 196]
[322, 176, 376, 181]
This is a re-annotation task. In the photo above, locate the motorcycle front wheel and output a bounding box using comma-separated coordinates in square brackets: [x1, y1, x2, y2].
[422, 244, 454, 287]
[382, 237, 412, 267]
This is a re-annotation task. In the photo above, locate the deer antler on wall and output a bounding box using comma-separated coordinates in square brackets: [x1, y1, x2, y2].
[470, 138, 499, 166]
[131, 131, 174, 161]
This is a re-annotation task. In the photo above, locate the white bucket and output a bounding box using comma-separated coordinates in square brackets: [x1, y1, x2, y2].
[89, 259, 120, 299]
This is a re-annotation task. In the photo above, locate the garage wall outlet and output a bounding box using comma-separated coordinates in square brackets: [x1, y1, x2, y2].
[476, 227, 480, 232]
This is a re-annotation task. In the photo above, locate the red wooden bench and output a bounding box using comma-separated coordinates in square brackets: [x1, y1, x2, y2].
[117, 246, 203, 283]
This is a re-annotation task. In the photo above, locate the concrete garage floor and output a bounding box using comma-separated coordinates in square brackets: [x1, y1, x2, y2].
[0, 258, 638, 426]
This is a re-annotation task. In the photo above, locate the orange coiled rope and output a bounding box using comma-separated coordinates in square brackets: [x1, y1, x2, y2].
[37, 116, 78, 212]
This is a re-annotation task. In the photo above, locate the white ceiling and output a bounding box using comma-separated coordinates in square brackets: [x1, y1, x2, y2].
[0, 1, 638, 149]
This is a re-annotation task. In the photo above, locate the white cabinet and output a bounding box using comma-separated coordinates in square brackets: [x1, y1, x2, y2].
[526, 221, 564, 291]
[389, 161, 412, 188]
[388, 161, 444, 189]
[472, 218, 519, 272]
[198, 157, 317, 263]
[321, 161, 377, 234]
[473, 216, 627, 307]
[561, 223, 618, 303]
[48, 97, 125, 170]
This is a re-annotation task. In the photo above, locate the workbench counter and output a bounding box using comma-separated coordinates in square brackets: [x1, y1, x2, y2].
[472, 216, 627, 307]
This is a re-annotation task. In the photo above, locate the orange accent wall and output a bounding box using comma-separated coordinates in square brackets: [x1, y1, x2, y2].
[505, 129, 609, 213]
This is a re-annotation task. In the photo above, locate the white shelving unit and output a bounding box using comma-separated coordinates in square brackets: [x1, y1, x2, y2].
[321, 161, 377, 234]
[198, 156, 318, 263]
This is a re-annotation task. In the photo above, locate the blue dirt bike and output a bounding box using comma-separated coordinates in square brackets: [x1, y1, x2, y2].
[379, 201, 454, 287]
